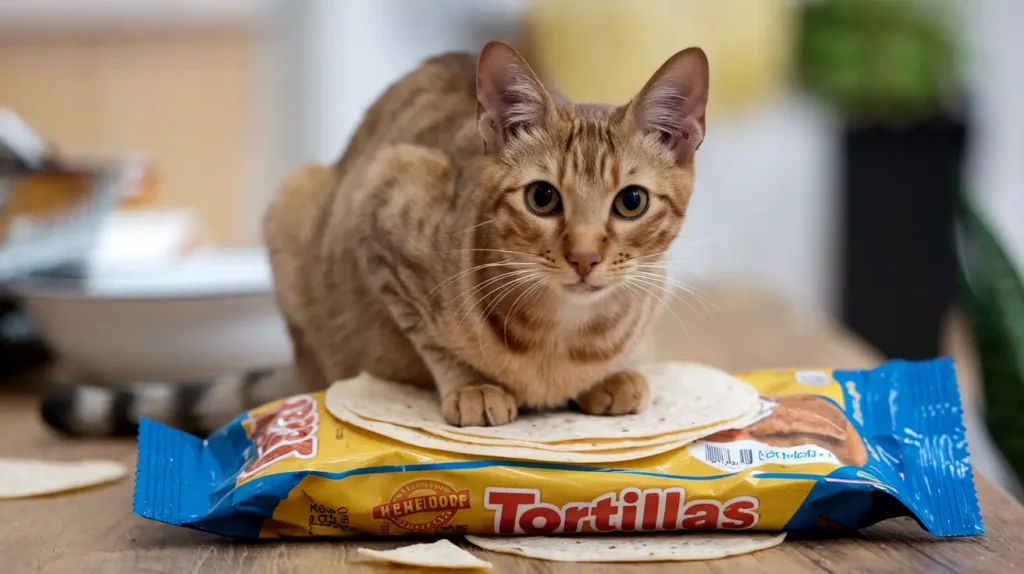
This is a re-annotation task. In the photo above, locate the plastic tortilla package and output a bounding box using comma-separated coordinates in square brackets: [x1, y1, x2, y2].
[133, 358, 983, 540]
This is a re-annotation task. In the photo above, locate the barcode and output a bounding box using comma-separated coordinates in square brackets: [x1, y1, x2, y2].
[704, 445, 753, 466]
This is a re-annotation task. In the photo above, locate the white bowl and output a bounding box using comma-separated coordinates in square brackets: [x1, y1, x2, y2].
[10, 247, 292, 384]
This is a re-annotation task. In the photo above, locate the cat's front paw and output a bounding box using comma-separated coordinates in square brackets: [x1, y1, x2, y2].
[576, 371, 650, 416]
[442, 383, 519, 427]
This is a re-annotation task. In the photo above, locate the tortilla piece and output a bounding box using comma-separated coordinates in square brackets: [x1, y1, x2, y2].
[422, 397, 774, 451]
[464, 533, 787, 562]
[330, 402, 758, 463]
[0, 458, 127, 499]
[330, 362, 759, 442]
[356, 539, 493, 569]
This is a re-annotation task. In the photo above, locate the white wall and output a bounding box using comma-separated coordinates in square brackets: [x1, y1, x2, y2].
[965, 0, 1024, 272]
[254, 0, 528, 241]
[263, 0, 526, 167]
[669, 96, 840, 315]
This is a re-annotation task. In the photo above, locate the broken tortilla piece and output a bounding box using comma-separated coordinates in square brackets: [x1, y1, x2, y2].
[0, 458, 127, 499]
[356, 539, 493, 569]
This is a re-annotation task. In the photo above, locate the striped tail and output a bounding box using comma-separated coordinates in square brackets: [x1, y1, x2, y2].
[40, 368, 297, 437]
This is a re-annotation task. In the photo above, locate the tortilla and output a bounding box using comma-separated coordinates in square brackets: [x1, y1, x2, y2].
[356, 539, 493, 569]
[0, 458, 127, 499]
[422, 397, 774, 451]
[333, 404, 709, 462]
[464, 533, 787, 562]
[329, 362, 759, 442]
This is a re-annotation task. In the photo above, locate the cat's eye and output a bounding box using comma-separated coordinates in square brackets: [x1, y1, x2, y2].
[612, 186, 650, 219]
[524, 181, 562, 216]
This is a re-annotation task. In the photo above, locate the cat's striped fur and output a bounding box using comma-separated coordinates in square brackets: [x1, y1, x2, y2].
[41, 42, 709, 437]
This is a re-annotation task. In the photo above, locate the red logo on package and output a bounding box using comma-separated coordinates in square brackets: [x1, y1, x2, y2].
[371, 480, 471, 532]
[239, 395, 319, 480]
[484, 487, 759, 534]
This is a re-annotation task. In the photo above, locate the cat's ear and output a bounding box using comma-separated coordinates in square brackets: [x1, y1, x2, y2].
[548, 88, 571, 108]
[628, 47, 709, 163]
[477, 41, 553, 154]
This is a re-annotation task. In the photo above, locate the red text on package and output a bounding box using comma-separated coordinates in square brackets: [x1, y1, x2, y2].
[484, 487, 759, 535]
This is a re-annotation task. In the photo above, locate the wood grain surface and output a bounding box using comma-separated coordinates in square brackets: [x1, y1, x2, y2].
[1, 290, 1022, 573]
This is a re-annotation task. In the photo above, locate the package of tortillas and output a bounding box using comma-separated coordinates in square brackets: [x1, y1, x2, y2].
[133, 359, 983, 541]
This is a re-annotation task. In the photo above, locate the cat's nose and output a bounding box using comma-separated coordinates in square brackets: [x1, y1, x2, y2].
[566, 251, 602, 279]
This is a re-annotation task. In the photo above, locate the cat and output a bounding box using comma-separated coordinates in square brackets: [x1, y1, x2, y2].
[41, 41, 709, 436]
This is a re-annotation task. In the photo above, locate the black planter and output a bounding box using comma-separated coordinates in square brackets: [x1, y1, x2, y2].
[840, 115, 967, 360]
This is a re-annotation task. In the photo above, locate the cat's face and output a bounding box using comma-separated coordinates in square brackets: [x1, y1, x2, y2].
[475, 43, 709, 303]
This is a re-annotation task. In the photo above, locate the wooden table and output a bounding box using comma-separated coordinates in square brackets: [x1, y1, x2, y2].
[1, 290, 1023, 573]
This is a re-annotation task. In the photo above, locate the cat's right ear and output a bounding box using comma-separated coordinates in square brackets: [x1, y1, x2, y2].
[477, 41, 552, 154]
[627, 47, 710, 164]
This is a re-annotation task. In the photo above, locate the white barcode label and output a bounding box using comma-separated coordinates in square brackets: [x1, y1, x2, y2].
[689, 439, 842, 472]
[703, 444, 755, 466]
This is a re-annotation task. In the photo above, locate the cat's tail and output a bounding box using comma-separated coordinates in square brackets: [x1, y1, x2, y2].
[39, 368, 297, 438]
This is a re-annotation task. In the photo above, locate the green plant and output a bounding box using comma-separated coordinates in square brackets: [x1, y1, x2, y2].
[798, 0, 961, 123]
[956, 190, 1024, 484]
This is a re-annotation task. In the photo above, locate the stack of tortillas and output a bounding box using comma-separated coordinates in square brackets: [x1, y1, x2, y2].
[325, 362, 761, 463]
[330, 362, 784, 565]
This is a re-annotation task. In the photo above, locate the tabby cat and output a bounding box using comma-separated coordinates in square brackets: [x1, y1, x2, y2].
[41, 41, 709, 436]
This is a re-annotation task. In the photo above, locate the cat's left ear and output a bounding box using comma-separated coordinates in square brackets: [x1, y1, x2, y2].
[477, 41, 554, 154]
[627, 47, 709, 163]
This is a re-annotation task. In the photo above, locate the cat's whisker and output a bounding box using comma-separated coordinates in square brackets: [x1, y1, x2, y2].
[503, 278, 547, 347]
[472, 274, 542, 354]
[629, 274, 715, 323]
[456, 271, 541, 328]
[628, 283, 686, 333]
[634, 268, 712, 285]
[455, 273, 539, 335]
[634, 262, 690, 267]
[630, 272, 696, 308]
[628, 274, 708, 319]
[448, 219, 497, 236]
[451, 268, 541, 317]
[631, 270, 713, 301]
[450, 266, 544, 306]
[479, 273, 540, 322]
[631, 264, 715, 292]
[630, 250, 672, 262]
[443, 248, 548, 262]
[672, 235, 712, 248]
[658, 279, 717, 321]
[618, 281, 643, 307]
[634, 263, 699, 272]
[635, 275, 717, 314]
[625, 278, 688, 337]
[429, 261, 535, 298]
[664, 282, 716, 311]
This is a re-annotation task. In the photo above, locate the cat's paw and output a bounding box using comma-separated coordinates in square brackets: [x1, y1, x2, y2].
[442, 383, 519, 427]
[576, 371, 650, 416]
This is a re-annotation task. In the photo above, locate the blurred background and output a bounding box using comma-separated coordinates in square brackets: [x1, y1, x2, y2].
[1, 1, 1022, 491]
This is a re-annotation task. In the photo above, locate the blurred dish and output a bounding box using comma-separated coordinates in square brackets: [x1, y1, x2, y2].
[1, 107, 158, 282]
[9, 247, 291, 383]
